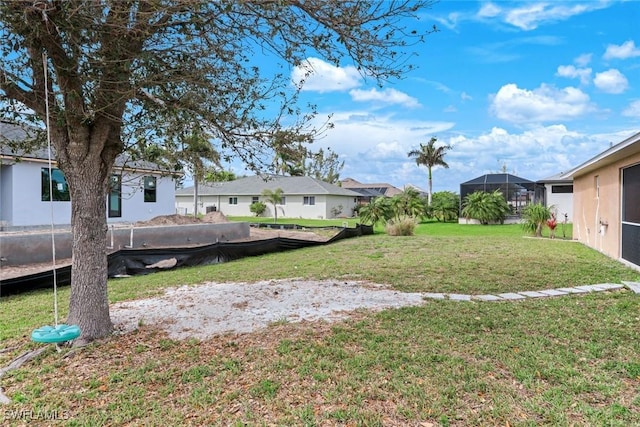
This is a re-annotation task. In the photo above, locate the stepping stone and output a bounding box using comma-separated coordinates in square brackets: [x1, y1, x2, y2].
[517, 291, 549, 298]
[497, 292, 526, 300]
[589, 283, 624, 291]
[573, 285, 599, 292]
[574, 284, 622, 292]
[447, 293, 472, 301]
[474, 294, 502, 301]
[556, 287, 590, 294]
[622, 281, 640, 294]
[423, 293, 446, 300]
[538, 289, 568, 297]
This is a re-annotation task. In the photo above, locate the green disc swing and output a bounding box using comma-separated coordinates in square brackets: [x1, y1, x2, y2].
[31, 52, 81, 345]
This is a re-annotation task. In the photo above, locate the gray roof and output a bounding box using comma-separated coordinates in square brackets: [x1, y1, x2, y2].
[537, 172, 572, 183]
[176, 175, 361, 197]
[1, 120, 177, 174]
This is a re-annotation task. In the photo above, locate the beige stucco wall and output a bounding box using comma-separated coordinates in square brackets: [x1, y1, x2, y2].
[573, 151, 640, 260]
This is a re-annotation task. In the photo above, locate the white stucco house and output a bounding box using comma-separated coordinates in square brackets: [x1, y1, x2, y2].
[176, 175, 360, 219]
[0, 121, 178, 228]
[536, 173, 574, 222]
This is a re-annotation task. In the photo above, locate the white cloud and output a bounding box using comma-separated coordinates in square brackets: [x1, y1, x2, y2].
[349, 88, 421, 108]
[623, 100, 640, 118]
[556, 65, 592, 85]
[574, 53, 592, 67]
[490, 83, 595, 123]
[603, 40, 640, 60]
[477, 2, 501, 18]
[503, 2, 610, 31]
[443, 125, 636, 188]
[593, 69, 629, 94]
[460, 92, 472, 101]
[444, 105, 457, 113]
[310, 110, 454, 161]
[430, 12, 463, 31]
[291, 57, 362, 93]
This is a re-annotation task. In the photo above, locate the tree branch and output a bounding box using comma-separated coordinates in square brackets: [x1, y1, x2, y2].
[0, 347, 49, 405]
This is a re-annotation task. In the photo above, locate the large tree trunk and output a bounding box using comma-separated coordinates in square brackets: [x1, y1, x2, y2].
[61, 126, 118, 344]
[66, 162, 113, 343]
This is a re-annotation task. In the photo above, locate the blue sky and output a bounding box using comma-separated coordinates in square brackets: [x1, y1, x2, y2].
[242, 0, 640, 193]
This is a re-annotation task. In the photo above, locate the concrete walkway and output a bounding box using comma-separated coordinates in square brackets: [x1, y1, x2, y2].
[421, 282, 640, 302]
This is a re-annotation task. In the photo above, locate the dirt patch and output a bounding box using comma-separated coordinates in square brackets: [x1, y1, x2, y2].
[135, 212, 229, 226]
[0, 220, 334, 280]
[111, 279, 427, 340]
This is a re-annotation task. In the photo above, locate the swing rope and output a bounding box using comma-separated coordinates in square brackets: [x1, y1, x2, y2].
[43, 51, 59, 327]
[30, 52, 80, 344]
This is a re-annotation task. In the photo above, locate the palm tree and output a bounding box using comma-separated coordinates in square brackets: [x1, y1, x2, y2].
[262, 188, 284, 223]
[357, 196, 392, 226]
[407, 137, 451, 206]
[521, 203, 552, 237]
[390, 187, 424, 221]
[461, 190, 510, 224]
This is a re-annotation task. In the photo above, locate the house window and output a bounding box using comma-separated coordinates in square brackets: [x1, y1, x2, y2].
[41, 168, 70, 201]
[303, 196, 315, 205]
[144, 176, 156, 202]
[252, 196, 259, 203]
[108, 174, 122, 218]
[551, 185, 573, 194]
[229, 197, 238, 205]
[280, 196, 286, 205]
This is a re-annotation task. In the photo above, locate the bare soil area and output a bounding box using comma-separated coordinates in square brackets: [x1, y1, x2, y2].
[0, 214, 333, 280]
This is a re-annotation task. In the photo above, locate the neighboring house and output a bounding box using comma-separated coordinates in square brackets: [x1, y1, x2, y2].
[535, 173, 574, 222]
[176, 175, 360, 219]
[339, 177, 403, 204]
[460, 173, 537, 215]
[560, 131, 640, 269]
[0, 121, 178, 228]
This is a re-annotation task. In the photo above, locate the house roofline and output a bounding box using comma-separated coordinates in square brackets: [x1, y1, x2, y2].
[0, 154, 183, 176]
[560, 131, 640, 179]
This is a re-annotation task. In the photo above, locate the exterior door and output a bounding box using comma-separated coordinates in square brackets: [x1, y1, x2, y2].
[621, 164, 640, 266]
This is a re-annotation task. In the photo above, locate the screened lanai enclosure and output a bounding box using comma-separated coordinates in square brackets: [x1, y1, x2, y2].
[460, 173, 538, 216]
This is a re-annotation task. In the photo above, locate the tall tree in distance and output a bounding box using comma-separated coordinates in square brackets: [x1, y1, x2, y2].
[306, 148, 344, 184]
[407, 137, 451, 206]
[1, 0, 437, 343]
[270, 130, 310, 176]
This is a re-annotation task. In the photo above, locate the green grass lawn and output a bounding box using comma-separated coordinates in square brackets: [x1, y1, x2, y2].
[1, 221, 639, 426]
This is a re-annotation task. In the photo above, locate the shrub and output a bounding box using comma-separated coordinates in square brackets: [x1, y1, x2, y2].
[385, 217, 417, 236]
[521, 203, 552, 237]
[461, 190, 509, 224]
[429, 191, 460, 222]
[331, 204, 343, 217]
[358, 196, 392, 226]
[249, 201, 267, 217]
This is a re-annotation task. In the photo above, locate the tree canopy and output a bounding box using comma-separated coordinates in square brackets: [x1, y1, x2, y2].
[0, 0, 436, 342]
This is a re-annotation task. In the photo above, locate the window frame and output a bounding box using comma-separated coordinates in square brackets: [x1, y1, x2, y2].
[41, 167, 70, 202]
[108, 174, 122, 218]
[144, 176, 157, 203]
[551, 184, 573, 194]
